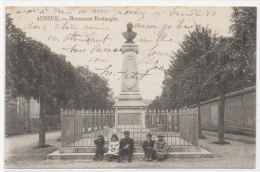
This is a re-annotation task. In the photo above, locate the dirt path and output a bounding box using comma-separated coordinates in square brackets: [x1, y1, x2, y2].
[5, 131, 61, 154]
[4, 130, 256, 169]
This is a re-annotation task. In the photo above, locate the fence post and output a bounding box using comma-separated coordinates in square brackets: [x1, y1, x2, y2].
[177, 109, 180, 132]
[96, 110, 99, 130]
[82, 109, 86, 133]
[101, 109, 104, 130]
[92, 110, 95, 132]
[115, 108, 118, 129]
[104, 110, 106, 129]
[140, 108, 143, 143]
[78, 110, 82, 140]
[108, 109, 111, 127]
[61, 108, 64, 147]
[152, 109, 155, 128]
[147, 109, 150, 128]
[95, 109, 99, 131]
[141, 108, 146, 128]
[195, 107, 199, 145]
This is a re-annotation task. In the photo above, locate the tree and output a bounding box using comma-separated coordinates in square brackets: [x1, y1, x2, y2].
[159, 7, 256, 143]
[6, 14, 114, 147]
[202, 37, 239, 144]
[161, 25, 216, 138]
[208, 7, 256, 144]
[75, 66, 114, 110]
[230, 7, 256, 89]
[148, 96, 164, 110]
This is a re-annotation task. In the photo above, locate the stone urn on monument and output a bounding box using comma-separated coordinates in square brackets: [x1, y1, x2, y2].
[113, 22, 147, 128]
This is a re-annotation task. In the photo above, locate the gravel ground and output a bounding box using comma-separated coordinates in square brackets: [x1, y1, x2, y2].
[4, 130, 256, 169]
[5, 131, 61, 154]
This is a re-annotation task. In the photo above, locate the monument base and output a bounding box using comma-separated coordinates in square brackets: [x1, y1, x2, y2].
[115, 91, 147, 107]
[117, 92, 142, 101]
[113, 96, 147, 126]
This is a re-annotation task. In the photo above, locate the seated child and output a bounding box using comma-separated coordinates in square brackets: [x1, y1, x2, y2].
[107, 134, 120, 161]
[154, 133, 168, 161]
[118, 131, 134, 163]
[142, 133, 155, 161]
[93, 135, 105, 161]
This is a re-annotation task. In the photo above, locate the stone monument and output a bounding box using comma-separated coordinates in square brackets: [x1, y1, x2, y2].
[113, 22, 147, 127]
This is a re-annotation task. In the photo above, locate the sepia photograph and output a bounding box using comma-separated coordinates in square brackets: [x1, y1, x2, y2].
[1, 3, 258, 170]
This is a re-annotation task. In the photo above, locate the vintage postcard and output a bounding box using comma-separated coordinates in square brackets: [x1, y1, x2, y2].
[2, 3, 258, 170]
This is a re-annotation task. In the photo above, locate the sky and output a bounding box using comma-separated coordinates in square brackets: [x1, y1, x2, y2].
[6, 6, 233, 100]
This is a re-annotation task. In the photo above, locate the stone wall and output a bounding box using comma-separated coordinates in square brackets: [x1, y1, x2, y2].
[5, 101, 24, 135]
[198, 86, 256, 136]
[5, 97, 40, 135]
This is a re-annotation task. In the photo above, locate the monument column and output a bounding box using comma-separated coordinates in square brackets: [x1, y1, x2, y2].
[114, 22, 147, 126]
[117, 22, 142, 101]
[115, 108, 118, 128]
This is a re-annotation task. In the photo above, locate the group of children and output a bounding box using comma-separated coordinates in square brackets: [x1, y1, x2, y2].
[93, 131, 168, 162]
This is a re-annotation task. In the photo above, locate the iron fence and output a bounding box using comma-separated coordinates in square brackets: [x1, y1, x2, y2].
[61, 108, 198, 147]
[145, 109, 198, 146]
[61, 109, 115, 147]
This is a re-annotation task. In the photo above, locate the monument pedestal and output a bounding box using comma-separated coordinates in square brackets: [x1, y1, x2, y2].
[114, 99, 147, 127]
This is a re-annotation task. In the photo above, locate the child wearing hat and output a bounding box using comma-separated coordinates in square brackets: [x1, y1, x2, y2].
[107, 134, 120, 161]
[142, 133, 155, 161]
[93, 135, 105, 161]
[154, 133, 168, 161]
[118, 131, 134, 162]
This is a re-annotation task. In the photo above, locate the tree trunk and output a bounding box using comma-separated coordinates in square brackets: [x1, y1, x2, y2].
[196, 92, 206, 139]
[197, 101, 204, 139]
[26, 98, 31, 133]
[176, 108, 179, 132]
[218, 90, 225, 143]
[39, 95, 46, 147]
[91, 113, 95, 132]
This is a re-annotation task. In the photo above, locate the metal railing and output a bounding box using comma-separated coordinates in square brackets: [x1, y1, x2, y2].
[61, 109, 115, 147]
[145, 109, 198, 146]
[61, 108, 198, 147]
